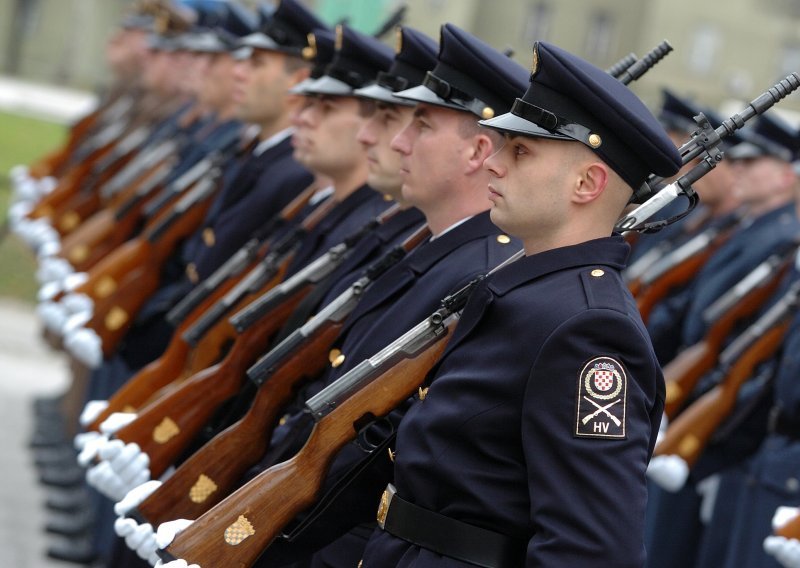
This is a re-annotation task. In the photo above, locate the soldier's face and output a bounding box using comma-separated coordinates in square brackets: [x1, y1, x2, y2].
[291, 95, 368, 177]
[233, 51, 292, 125]
[732, 157, 793, 205]
[200, 53, 237, 109]
[390, 104, 477, 212]
[356, 102, 413, 199]
[484, 134, 576, 248]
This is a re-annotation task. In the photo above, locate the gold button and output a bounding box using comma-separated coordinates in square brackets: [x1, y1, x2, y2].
[383, 193, 393, 201]
[588, 133, 602, 148]
[329, 348, 345, 368]
[418, 387, 429, 401]
[357, 562, 363, 568]
[186, 262, 199, 284]
[591, 269, 605, 277]
[279, 414, 289, 426]
[496, 234, 511, 244]
[388, 447, 395, 462]
[202, 227, 216, 247]
[481, 106, 495, 119]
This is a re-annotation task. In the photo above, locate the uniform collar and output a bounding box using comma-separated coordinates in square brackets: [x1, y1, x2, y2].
[405, 211, 506, 274]
[487, 236, 629, 296]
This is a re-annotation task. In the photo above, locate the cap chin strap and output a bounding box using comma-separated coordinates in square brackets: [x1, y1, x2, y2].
[510, 98, 596, 149]
[422, 72, 491, 118]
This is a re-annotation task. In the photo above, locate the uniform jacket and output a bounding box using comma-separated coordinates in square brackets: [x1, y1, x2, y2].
[253, 211, 520, 568]
[361, 236, 662, 567]
[181, 135, 314, 281]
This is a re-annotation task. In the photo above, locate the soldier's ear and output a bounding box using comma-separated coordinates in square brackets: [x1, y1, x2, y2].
[464, 132, 498, 174]
[572, 162, 608, 204]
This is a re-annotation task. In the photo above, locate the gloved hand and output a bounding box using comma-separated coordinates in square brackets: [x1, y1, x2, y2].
[154, 560, 201, 568]
[646, 454, 689, 492]
[37, 271, 88, 303]
[36, 254, 73, 284]
[80, 400, 110, 428]
[656, 412, 668, 445]
[764, 537, 800, 568]
[115, 480, 163, 518]
[75, 411, 137, 467]
[86, 440, 150, 501]
[115, 517, 161, 566]
[153, 519, 196, 564]
[64, 325, 103, 368]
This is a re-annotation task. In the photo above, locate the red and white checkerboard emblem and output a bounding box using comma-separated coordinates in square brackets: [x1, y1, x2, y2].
[594, 370, 615, 392]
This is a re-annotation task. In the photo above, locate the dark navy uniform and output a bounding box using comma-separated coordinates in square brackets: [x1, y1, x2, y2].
[362, 237, 660, 567]
[360, 39, 681, 567]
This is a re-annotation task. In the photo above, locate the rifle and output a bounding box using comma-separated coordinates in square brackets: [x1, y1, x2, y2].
[129, 225, 431, 525]
[663, 245, 795, 418]
[634, 213, 741, 322]
[77, 172, 222, 358]
[165, 183, 321, 326]
[616, 41, 672, 86]
[49, 125, 154, 236]
[58, 159, 175, 272]
[158, 269, 491, 566]
[84, 194, 338, 431]
[654, 280, 800, 468]
[605, 53, 637, 79]
[107, 206, 408, 478]
[618, 73, 800, 226]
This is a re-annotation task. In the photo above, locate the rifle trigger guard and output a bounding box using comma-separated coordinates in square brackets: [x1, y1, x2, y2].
[354, 416, 395, 453]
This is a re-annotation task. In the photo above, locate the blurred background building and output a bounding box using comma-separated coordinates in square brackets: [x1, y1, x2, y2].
[0, 0, 799, 117]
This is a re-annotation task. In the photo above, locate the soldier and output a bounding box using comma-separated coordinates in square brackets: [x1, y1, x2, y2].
[153, 21, 528, 568]
[645, 113, 800, 568]
[355, 40, 681, 566]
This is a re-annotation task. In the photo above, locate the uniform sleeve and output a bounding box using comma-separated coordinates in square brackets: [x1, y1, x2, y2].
[522, 308, 662, 567]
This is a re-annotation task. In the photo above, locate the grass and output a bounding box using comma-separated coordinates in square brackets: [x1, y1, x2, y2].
[0, 111, 67, 303]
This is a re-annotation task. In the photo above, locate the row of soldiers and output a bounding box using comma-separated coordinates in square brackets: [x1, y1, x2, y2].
[6, 0, 800, 566]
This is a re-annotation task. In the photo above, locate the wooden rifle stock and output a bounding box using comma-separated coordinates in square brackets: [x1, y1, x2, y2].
[776, 513, 800, 539]
[133, 319, 343, 525]
[84, 175, 220, 357]
[636, 222, 736, 323]
[656, 281, 800, 466]
[59, 160, 175, 271]
[655, 321, 788, 467]
[663, 253, 792, 418]
[162, 313, 458, 567]
[113, 280, 314, 478]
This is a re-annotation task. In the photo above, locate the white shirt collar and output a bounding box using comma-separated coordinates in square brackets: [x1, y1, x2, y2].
[253, 127, 294, 156]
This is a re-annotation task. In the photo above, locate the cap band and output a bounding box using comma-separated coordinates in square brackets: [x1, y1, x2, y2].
[510, 98, 596, 147]
[423, 72, 492, 117]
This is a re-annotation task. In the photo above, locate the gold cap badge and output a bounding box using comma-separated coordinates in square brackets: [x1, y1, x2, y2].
[588, 133, 602, 148]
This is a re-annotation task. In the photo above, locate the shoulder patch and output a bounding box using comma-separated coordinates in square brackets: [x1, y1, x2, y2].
[575, 356, 627, 439]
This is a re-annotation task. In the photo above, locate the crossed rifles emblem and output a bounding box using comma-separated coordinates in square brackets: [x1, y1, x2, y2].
[581, 397, 621, 427]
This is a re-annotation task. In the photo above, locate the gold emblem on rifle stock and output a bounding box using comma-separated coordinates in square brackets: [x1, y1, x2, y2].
[59, 211, 80, 232]
[224, 515, 255, 546]
[189, 474, 218, 503]
[94, 275, 117, 298]
[105, 306, 129, 331]
[152, 417, 180, 444]
[69, 245, 90, 264]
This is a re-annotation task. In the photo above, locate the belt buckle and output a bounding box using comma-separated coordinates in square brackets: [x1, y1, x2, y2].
[376, 483, 397, 529]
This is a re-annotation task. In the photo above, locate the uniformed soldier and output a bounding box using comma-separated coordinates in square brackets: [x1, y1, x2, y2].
[355, 40, 681, 567]
[644, 113, 800, 568]
[153, 21, 528, 568]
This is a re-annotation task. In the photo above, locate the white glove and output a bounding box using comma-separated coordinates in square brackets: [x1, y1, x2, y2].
[61, 292, 93, 318]
[115, 517, 161, 566]
[62, 310, 94, 336]
[115, 480, 163, 518]
[8, 200, 33, 226]
[696, 474, 720, 524]
[775, 507, 800, 530]
[64, 326, 103, 368]
[646, 454, 690, 492]
[656, 413, 668, 445]
[75, 411, 137, 467]
[154, 560, 201, 568]
[38, 176, 57, 195]
[36, 239, 61, 259]
[765, 536, 800, 568]
[86, 460, 135, 501]
[9, 164, 30, 183]
[80, 400, 110, 428]
[36, 256, 73, 285]
[155, 518, 195, 550]
[37, 300, 70, 333]
[86, 440, 150, 500]
[12, 178, 40, 202]
[103, 439, 151, 488]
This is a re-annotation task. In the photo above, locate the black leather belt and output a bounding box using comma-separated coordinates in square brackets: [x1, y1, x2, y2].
[376, 484, 525, 568]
